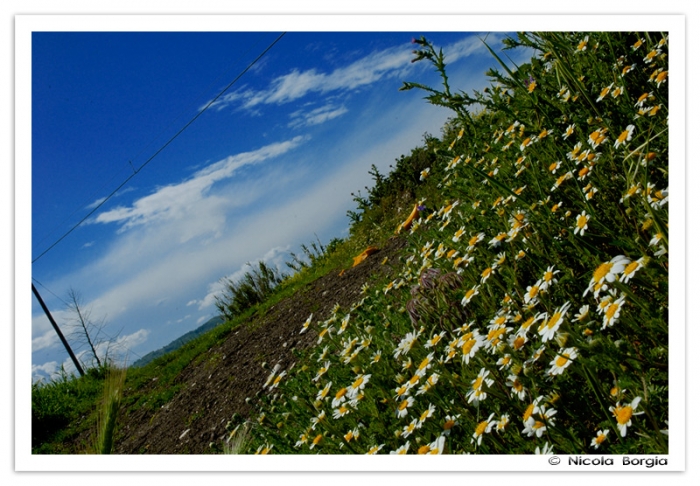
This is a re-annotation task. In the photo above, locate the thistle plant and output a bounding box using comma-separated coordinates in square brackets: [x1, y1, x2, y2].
[232, 31, 668, 455]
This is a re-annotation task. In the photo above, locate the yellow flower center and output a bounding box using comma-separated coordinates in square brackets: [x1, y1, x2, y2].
[595, 433, 607, 445]
[482, 267, 492, 278]
[475, 420, 488, 436]
[555, 354, 570, 367]
[521, 316, 536, 330]
[577, 214, 588, 228]
[513, 336, 526, 350]
[523, 403, 535, 421]
[417, 445, 430, 455]
[605, 303, 620, 321]
[547, 312, 562, 329]
[335, 388, 347, 400]
[593, 262, 613, 283]
[444, 420, 455, 430]
[617, 130, 630, 143]
[614, 405, 634, 425]
[624, 261, 639, 275]
[462, 339, 476, 355]
[488, 327, 506, 343]
[398, 400, 409, 411]
[313, 434, 323, 445]
[473, 376, 484, 390]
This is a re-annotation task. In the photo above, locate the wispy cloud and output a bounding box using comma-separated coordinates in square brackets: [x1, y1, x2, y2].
[209, 34, 495, 114]
[210, 45, 412, 111]
[32, 361, 59, 383]
[93, 136, 307, 232]
[288, 103, 348, 128]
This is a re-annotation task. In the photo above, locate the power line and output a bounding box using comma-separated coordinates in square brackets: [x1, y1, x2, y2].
[31, 277, 70, 307]
[34, 33, 272, 252]
[32, 32, 287, 264]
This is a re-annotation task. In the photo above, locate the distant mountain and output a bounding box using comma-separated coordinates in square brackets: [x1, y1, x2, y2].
[130, 315, 225, 368]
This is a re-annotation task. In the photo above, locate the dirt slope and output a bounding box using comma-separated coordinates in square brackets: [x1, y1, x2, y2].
[113, 236, 407, 454]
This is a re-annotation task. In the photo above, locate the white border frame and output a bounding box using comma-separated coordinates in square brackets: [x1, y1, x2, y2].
[15, 14, 686, 473]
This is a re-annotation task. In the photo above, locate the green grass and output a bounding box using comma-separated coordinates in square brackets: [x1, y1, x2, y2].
[32, 366, 109, 453]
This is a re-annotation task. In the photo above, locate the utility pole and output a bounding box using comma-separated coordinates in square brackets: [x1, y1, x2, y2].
[32, 283, 85, 377]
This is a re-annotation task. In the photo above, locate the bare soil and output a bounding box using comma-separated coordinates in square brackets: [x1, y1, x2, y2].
[112, 236, 407, 454]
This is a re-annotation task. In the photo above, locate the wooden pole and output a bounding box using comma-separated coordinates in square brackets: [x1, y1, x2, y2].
[32, 283, 85, 377]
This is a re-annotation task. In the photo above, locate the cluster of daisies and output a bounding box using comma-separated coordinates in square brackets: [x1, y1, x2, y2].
[245, 32, 668, 456]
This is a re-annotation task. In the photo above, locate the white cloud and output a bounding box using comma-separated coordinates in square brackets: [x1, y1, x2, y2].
[32, 361, 59, 383]
[32, 307, 73, 352]
[288, 103, 349, 128]
[91, 328, 150, 366]
[86, 196, 107, 210]
[210, 43, 414, 111]
[93, 136, 307, 231]
[209, 34, 498, 114]
[32, 329, 58, 352]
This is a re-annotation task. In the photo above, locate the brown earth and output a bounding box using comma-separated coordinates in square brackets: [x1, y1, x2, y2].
[112, 236, 408, 454]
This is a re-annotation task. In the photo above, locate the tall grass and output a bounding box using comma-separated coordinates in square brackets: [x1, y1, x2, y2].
[88, 364, 127, 454]
[239, 32, 669, 455]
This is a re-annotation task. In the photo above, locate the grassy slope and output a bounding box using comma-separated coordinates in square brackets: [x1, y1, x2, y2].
[31, 139, 438, 455]
[33, 32, 669, 456]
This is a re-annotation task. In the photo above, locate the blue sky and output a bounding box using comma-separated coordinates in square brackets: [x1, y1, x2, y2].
[30, 29, 536, 381]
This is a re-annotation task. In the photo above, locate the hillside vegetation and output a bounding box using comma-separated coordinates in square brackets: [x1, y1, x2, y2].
[32, 31, 669, 456]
